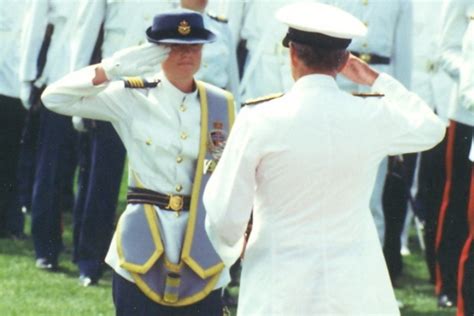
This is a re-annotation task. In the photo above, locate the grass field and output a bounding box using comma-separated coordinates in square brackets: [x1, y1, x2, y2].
[0, 174, 457, 315]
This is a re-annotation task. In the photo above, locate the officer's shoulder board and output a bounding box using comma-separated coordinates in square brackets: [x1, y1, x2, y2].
[207, 12, 228, 23]
[242, 93, 284, 107]
[352, 92, 385, 98]
[123, 77, 160, 89]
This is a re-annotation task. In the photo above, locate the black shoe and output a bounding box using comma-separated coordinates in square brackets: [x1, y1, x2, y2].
[437, 294, 454, 308]
[78, 275, 98, 287]
[35, 258, 58, 271]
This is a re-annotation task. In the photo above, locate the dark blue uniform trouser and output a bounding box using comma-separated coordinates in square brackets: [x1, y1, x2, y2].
[112, 273, 223, 316]
[417, 134, 447, 283]
[73, 121, 125, 279]
[0, 95, 26, 236]
[31, 106, 77, 262]
[382, 153, 417, 283]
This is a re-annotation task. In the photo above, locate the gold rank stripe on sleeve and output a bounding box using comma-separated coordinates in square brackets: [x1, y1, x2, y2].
[123, 77, 160, 88]
[352, 92, 385, 98]
[242, 92, 285, 107]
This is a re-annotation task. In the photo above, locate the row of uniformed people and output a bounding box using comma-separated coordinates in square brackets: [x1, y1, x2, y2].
[1, 0, 473, 312]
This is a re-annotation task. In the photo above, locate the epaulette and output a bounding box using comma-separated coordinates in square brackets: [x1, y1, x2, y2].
[207, 12, 228, 23]
[352, 92, 385, 98]
[123, 77, 160, 88]
[242, 93, 284, 107]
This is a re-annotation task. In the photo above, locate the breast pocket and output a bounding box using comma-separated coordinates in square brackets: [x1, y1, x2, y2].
[130, 120, 172, 153]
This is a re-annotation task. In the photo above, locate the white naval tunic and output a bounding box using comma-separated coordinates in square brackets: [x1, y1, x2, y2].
[239, 0, 301, 101]
[196, 13, 240, 101]
[411, 0, 453, 124]
[41, 66, 230, 289]
[204, 73, 445, 315]
[0, 0, 29, 98]
[440, 0, 474, 126]
[322, 0, 413, 92]
[19, 0, 77, 85]
[71, 0, 179, 71]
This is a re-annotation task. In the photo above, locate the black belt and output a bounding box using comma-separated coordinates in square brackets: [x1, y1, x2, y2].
[127, 187, 191, 212]
[351, 51, 391, 65]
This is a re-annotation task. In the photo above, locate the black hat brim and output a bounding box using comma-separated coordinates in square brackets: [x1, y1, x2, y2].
[146, 27, 216, 45]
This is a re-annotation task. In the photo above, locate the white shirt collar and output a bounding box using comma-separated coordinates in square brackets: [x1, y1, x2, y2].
[157, 71, 199, 102]
[292, 74, 339, 93]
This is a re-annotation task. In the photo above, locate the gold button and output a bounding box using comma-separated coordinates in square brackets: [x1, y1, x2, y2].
[180, 132, 188, 140]
[362, 42, 368, 48]
[175, 184, 183, 192]
[362, 0, 368, 5]
[138, 40, 144, 45]
[363, 21, 368, 27]
[176, 156, 183, 163]
[145, 139, 152, 145]
[179, 105, 187, 112]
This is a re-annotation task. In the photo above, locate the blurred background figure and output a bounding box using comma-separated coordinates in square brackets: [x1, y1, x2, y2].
[407, 0, 452, 290]
[0, 0, 29, 240]
[436, 0, 474, 310]
[19, 0, 80, 271]
[69, 0, 178, 286]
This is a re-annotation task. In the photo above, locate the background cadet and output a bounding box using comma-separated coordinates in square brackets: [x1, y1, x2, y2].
[238, 0, 307, 102]
[405, 0, 453, 287]
[0, 0, 29, 239]
[42, 10, 235, 315]
[18, 0, 80, 271]
[180, 0, 240, 103]
[436, 0, 474, 310]
[203, 3, 444, 315]
[69, 0, 178, 286]
[320, 0, 413, 286]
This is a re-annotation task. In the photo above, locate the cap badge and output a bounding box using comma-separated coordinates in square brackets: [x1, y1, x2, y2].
[178, 20, 191, 36]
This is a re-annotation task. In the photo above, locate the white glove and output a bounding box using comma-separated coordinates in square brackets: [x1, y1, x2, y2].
[72, 116, 87, 133]
[102, 43, 170, 80]
[460, 94, 474, 112]
[19, 81, 33, 110]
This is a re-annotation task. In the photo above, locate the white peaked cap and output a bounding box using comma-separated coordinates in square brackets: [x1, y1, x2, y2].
[276, 2, 367, 43]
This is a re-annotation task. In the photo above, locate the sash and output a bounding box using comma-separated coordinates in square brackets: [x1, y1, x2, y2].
[116, 81, 235, 306]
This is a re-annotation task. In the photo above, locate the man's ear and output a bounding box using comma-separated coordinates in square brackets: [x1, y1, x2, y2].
[289, 43, 299, 68]
[337, 50, 350, 73]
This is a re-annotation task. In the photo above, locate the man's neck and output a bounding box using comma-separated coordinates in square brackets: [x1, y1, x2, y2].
[294, 67, 336, 81]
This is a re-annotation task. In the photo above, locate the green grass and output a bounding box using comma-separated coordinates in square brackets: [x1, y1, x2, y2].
[0, 168, 457, 315]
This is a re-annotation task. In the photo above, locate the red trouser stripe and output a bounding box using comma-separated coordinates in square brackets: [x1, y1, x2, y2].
[434, 122, 456, 294]
[457, 165, 474, 316]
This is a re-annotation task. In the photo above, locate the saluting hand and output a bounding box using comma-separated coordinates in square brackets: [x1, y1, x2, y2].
[101, 43, 171, 81]
[339, 53, 379, 86]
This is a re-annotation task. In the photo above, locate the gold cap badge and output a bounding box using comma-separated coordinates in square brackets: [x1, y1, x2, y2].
[178, 20, 191, 35]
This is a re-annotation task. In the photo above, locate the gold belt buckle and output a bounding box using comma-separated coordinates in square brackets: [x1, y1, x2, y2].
[360, 53, 371, 64]
[166, 195, 184, 215]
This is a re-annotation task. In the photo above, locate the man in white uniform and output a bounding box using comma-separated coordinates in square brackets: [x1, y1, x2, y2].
[204, 2, 445, 315]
